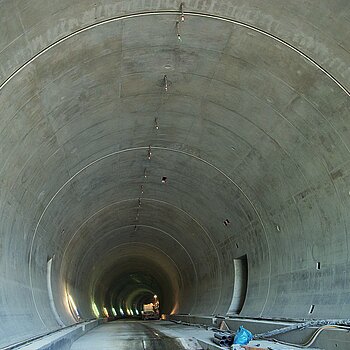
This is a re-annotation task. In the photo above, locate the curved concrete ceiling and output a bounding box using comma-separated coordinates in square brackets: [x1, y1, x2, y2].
[0, 0, 349, 346]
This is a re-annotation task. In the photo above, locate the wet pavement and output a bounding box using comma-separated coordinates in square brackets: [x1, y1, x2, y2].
[70, 320, 186, 350]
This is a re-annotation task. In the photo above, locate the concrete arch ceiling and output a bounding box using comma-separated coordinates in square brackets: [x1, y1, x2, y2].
[0, 0, 349, 347]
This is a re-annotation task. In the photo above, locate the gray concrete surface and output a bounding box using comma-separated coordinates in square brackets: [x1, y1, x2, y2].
[12, 320, 99, 350]
[171, 315, 330, 349]
[0, 0, 349, 348]
[69, 320, 319, 350]
[70, 320, 187, 350]
[161, 323, 319, 350]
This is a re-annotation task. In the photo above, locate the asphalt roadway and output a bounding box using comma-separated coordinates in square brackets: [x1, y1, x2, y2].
[70, 319, 186, 350]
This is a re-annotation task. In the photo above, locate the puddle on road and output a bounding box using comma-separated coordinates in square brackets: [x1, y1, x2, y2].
[110, 337, 186, 349]
[142, 338, 185, 349]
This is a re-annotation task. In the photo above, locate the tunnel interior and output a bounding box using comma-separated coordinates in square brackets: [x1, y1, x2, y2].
[0, 0, 349, 347]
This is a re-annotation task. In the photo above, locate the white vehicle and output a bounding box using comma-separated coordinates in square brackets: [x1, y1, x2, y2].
[141, 303, 159, 320]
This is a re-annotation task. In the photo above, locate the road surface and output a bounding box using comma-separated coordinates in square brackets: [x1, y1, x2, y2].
[70, 319, 186, 350]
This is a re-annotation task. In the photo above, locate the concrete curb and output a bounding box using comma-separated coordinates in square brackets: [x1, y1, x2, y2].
[13, 320, 100, 350]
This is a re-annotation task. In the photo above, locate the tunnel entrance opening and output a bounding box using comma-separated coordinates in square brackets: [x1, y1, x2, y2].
[227, 255, 248, 315]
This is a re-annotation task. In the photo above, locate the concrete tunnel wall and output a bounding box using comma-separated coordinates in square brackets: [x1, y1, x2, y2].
[0, 0, 349, 347]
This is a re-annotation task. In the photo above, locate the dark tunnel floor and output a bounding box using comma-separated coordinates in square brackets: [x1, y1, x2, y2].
[70, 320, 186, 350]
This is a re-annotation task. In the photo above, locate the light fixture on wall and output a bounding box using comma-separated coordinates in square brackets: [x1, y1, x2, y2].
[92, 302, 100, 318]
[163, 75, 169, 91]
[176, 21, 181, 41]
[68, 294, 80, 321]
[180, 2, 185, 22]
[103, 307, 109, 318]
[111, 307, 117, 317]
